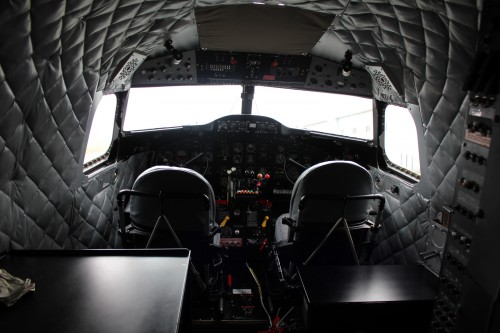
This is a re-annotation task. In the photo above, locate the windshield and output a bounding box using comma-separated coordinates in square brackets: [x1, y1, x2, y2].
[124, 85, 373, 139]
[253, 87, 372, 139]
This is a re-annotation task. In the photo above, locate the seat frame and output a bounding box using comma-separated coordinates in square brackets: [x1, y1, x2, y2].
[296, 193, 385, 265]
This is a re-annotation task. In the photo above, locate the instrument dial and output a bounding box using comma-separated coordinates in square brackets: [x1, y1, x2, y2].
[246, 143, 256, 153]
[233, 143, 243, 154]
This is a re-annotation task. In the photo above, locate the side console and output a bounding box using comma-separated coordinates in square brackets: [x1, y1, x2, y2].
[431, 5, 500, 331]
[431, 94, 497, 332]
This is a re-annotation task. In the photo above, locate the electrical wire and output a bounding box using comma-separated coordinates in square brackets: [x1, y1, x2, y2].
[245, 262, 273, 328]
[202, 154, 209, 176]
[276, 306, 294, 327]
[283, 159, 295, 185]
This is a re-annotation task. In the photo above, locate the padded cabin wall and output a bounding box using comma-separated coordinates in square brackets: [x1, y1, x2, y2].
[0, 2, 98, 253]
[369, 169, 430, 264]
[0, 0, 195, 253]
[70, 152, 152, 249]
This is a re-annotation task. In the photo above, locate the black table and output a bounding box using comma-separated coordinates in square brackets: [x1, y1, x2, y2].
[298, 264, 438, 332]
[0, 249, 190, 333]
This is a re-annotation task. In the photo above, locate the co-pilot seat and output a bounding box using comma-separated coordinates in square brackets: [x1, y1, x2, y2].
[116, 166, 221, 294]
[274, 160, 384, 269]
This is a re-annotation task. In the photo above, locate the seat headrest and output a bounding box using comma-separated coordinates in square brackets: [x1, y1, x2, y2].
[290, 160, 374, 223]
[133, 166, 214, 194]
[129, 166, 216, 232]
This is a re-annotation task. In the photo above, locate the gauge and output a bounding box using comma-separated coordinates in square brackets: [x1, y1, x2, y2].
[246, 143, 256, 153]
[233, 155, 243, 164]
[246, 155, 255, 165]
[275, 154, 286, 164]
[218, 121, 228, 132]
[285, 165, 301, 183]
[175, 150, 188, 164]
[233, 143, 243, 153]
[156, 151, 172, 165]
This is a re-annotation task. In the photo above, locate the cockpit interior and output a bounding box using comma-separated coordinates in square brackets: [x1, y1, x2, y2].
[1, 1, 500, 333]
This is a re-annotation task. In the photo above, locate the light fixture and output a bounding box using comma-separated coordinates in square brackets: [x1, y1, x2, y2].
[172, 50, 183, 65]
[164, 39, 183, 65]
[341, 50, 352, 77]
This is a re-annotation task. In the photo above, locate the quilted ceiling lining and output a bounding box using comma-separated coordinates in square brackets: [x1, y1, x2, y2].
[0, 0, 481, 252]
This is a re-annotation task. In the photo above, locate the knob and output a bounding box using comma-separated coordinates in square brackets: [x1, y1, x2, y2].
[390, 185, 399, 194]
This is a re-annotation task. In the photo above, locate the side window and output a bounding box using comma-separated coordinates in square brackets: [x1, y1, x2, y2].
[84, 94, 117, 164]
[384, 105, 421, 176]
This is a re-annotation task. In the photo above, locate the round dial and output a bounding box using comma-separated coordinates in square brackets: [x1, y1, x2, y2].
[275, 154, 286, 164]
[233, 143, 243, 154]
[175, 150, 188, 164]
[246, 143, 256, 153]
[156, 151, 172, 165]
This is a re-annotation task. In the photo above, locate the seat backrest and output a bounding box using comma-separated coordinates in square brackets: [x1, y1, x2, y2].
[129, 166, 216, 237]
[290, 160, 374, 244]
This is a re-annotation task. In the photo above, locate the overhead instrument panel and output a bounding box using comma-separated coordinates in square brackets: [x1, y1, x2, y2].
[133, 50, 198, 86]
[305, 56, 372, 96]
[131, 49, 372, 96]
[196, 50, 311, 85]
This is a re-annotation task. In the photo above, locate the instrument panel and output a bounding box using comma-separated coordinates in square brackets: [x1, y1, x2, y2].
[120, 115, 376, 247]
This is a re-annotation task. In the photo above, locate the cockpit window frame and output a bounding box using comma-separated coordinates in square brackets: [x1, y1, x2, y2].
[378, 102, 430, 196]
[121, 84, 376, 142]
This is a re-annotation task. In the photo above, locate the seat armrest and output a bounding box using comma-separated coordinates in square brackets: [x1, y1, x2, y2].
[282, 217, 300, 232]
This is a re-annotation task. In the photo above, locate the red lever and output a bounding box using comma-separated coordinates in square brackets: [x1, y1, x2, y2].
[259, 238, 268, 252]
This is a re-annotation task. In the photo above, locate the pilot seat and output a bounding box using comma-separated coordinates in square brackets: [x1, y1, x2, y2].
[116, 165, 223, 297]
[271, 160, 385, 288]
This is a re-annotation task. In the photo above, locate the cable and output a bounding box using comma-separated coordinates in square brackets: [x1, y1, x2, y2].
[283, 159, 295, 185]
[246, 262, 273, 328]
[276, 306, 294, 327]
[202, 153, 209, 176]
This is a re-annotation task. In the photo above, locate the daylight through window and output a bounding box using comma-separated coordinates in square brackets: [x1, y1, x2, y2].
[84, 94, 117, 163]
[384, 105, 420, 175]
